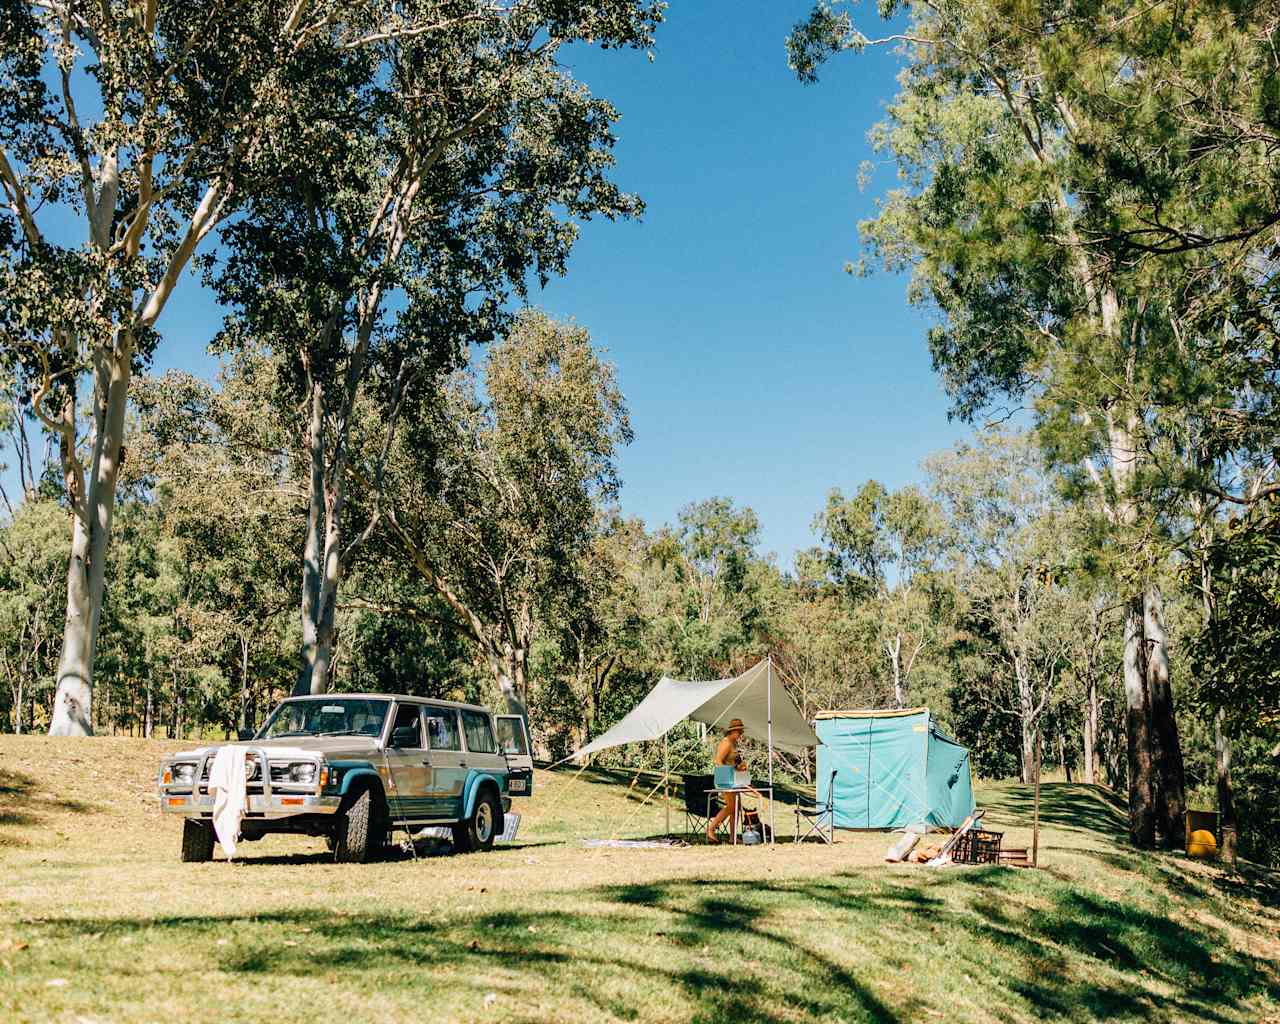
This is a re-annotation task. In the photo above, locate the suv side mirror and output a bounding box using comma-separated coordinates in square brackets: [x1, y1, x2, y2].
[237, 728, 255, 741]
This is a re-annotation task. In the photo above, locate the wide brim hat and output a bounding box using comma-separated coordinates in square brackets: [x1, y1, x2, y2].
[726, 718, 745, 733]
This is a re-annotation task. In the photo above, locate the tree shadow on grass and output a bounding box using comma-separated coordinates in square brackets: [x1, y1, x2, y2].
[22, 895, 899, 1023]
[224, 839, 562, 866]
[1074, 845, 1280, 933]
[980, 783, 1128, 839]
[20, 865, 1279, 1023]
[0, 768, 95, 845]
[1210, 860, 1280, 912]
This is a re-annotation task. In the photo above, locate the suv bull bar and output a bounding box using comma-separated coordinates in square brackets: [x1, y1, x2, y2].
[158, 746, 343, 820]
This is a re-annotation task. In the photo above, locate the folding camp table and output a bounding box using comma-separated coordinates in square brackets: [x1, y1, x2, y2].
[715, 784, 774, 845]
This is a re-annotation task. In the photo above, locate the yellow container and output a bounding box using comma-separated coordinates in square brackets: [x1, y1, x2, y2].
[1187, 829, 1218, 858]
[1185, 809, 1219, 859]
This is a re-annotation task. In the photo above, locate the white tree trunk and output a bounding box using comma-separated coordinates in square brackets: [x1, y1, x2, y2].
[295, 376, 330, 696]
[1083, 673, 1097, 785]
[886, 634, 904, 708]
[1122, 598, 1156, 846]
[238, 634, 253, 732]
[1215, 708, 1237, 865]
[1017, 660, 1035, 784]
[49, 341, 133, 736]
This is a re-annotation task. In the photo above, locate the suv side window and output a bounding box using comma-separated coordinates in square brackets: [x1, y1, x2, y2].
[460, 710, 497, 754]
[388, 703, 424, 748]
[423, 707, 461, 751]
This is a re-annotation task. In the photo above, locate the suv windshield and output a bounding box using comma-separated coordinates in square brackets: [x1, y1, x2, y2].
[257, 698, 391, 741]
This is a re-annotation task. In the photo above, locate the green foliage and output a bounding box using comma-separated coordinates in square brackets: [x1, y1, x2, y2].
[0, 498, 65, 731]
[1229, 733, 1280, 867]
[380, 311, 633, 707]
[1186, 509, 1280, 735]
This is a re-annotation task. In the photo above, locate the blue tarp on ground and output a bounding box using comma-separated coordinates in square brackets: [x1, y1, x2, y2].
[815, 708, 976, 829]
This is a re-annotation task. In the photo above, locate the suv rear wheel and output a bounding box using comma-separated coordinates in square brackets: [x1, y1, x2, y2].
[181, 819, 215, 862]
[453, 789, 499, 853]
[333, 786, 387, 863]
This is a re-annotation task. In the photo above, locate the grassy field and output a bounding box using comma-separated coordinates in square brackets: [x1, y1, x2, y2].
[2, 735, 1278, 1023]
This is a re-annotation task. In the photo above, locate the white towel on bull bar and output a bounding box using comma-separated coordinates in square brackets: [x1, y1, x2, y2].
[208, 746, 249, 859]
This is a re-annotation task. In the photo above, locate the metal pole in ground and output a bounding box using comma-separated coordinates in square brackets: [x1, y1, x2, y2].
[767, 655, 774, 843]
[664, 730, 670, 837]
[1032, 728, 1043, 867]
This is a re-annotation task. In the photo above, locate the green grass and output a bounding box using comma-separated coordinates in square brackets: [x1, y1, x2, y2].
[2, 736, 1278, 1023]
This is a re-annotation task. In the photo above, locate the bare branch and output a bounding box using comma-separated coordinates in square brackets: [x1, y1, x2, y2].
[0, 148, 42, 247]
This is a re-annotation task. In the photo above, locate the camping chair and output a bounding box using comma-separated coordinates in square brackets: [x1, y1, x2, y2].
[795, 770, 837, 844]
[682, 774, 726, 837]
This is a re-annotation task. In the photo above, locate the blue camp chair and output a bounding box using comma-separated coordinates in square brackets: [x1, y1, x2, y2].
[795, 770, 837, 844]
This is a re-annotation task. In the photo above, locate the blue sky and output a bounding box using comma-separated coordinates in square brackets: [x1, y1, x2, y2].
[39, 2, 968, 567]
[530, 3, 967, 563]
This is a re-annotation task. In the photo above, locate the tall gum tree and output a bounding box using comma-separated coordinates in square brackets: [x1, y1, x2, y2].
[0, 0, 443, 735]
[381, 311, 633, 713]
[788, 0, 1190, 847]
[813, 481, 947, 707]
[208, 0, 662, 697]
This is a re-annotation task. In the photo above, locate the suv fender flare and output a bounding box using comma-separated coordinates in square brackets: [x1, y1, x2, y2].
[463, 774, 504, 834]
[338, 767, 384, 801]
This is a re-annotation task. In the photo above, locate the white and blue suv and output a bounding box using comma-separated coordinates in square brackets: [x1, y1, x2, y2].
[157, 694, 534, 863]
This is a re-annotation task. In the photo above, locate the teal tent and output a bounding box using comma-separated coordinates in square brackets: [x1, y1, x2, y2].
[815, 708, 975, 829]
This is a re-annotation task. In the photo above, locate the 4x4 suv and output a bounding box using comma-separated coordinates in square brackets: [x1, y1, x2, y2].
[157, 694, 534, 863]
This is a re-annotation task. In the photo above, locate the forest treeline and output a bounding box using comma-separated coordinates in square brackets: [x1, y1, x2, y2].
[4, 348, 1279, 864]
[2, 1, 1279, 866]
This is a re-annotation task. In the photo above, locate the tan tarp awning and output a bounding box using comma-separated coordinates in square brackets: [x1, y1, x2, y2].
[570, 659, 818, 760]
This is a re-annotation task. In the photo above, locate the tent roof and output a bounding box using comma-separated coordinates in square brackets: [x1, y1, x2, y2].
[815, 706, 964, 747]
[814, 707, 930, 720]
[571, 659, 818, 760]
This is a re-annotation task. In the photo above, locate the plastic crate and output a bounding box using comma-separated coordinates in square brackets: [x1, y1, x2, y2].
[953, 828, 1003, 864]
[713, 766, 750, 789]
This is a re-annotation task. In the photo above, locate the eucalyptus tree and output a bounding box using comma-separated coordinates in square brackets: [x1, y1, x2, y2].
[673, 498, 762, 629]
[0, 0, 456, 734]
[549, 519, 647, 747]
[1185, 505, 1280, 862]
[643, 497, 780, 678]
[814, 481, 947, 707]
[210, 0, 662, 696]
[773, 577, 879, 780]
[381, 311, 633, 711]
[134, 358, 302, 732]
[789, 0, 1194, 846]
[0, 499, 65, 732]
[924, 431, 1067, 780]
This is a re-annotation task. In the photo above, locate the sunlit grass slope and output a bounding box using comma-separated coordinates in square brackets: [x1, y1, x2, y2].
[2, 735, 1277, 1023]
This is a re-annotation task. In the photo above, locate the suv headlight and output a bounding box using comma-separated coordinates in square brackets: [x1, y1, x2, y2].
[170, 762, 196, 785]
[288, 762, 317, 784]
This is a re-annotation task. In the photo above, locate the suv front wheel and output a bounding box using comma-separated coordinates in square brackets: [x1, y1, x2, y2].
[333, 786, 387, 863]
[453, 790, 499, 853]
[181, 819, 215, 862]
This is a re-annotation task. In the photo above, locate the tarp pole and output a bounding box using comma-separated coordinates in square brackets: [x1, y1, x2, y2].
[664, 730, 670, 836]
[767, 654, 774, 842]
